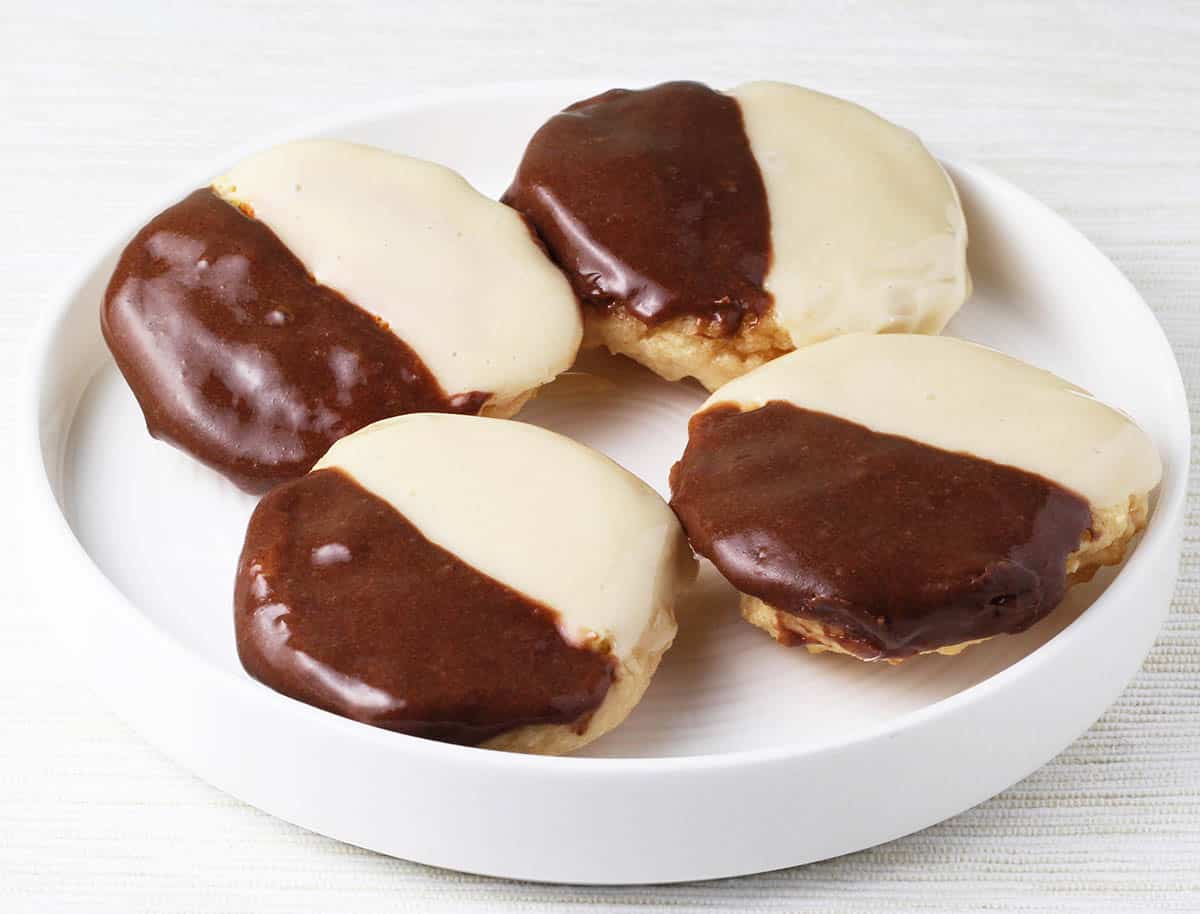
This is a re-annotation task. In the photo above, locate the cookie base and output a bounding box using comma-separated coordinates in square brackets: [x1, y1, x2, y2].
[479, 387, 537, 420]
[583, 308, 794, 392]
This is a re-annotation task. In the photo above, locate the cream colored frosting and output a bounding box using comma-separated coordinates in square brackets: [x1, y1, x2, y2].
[315, 413, 695, 661]
[729, 81, 970, 348]
[213, 140, 582, 403]
[702, 334, 1162, 509]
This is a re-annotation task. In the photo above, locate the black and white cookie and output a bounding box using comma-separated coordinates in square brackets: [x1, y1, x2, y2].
[504, 81, 970, 390]
[235, 413, 696, 753]
[103, 140, 582, 491]
[670, 334, 1161, 661]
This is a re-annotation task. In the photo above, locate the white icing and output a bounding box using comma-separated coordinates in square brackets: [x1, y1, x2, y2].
[729, 81, 970, 347]
[703, 334, 1162, 510]
[213, 140, 581, 403]
[315, 413, 694, 661]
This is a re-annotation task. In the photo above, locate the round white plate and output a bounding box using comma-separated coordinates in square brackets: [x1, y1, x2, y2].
[23, 83, 1190, 884]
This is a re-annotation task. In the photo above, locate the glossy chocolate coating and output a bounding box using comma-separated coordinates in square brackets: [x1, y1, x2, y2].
[234, 467, 615, 744]
[502, 81, 772, 335]
[669, 402, 1093, 659]
[102, 189, 487, 493]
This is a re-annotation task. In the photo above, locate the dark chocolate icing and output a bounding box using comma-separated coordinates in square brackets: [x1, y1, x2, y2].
[669, 402, 1093, 659]
[234, 467, 615, 744]
[102, 189, 488, 493]
[502, 81, 771, 335]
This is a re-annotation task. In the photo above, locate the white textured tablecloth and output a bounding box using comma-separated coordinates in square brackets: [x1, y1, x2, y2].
[2, 2, 1197, 910]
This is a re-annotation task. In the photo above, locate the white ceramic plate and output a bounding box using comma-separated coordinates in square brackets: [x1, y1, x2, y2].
[23, 83, 1190, 884]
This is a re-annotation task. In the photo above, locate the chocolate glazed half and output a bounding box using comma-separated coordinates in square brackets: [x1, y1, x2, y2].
[102, 189, 488, 493]
[670, 402, 1093, 659]
[503, 81, 773, 335]
[235, 467, 616, 745]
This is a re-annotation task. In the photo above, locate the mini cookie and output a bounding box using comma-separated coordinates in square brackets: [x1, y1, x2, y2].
[503, 80, 969, 391]
[235, 413, 696, 753]
[669, 334, 1161, 662]
[103, 140, 581, 492]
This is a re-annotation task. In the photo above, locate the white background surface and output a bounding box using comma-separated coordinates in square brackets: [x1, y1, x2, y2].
[2, 2, 1197, 911]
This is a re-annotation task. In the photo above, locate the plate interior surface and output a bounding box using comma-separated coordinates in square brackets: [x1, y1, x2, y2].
[54, 89, 1177, 764]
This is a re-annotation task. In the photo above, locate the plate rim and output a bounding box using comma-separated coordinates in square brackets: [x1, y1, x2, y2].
[22, 80, 1192, 781]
